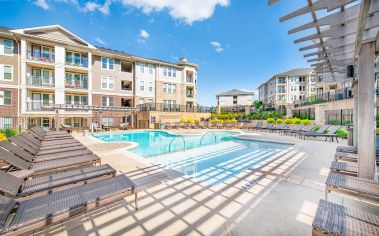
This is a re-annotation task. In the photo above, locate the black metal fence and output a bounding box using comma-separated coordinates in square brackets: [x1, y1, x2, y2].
[137, 103, 216, 113]
[325, 109, 354, 126]
[292, 108, 315, 120]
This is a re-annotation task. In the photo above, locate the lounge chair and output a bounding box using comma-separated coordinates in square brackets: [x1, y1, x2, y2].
[312, 199, 379, 236]
[0, 174, 137, 235]
[0, 165, 116, 198]
[334, 151, 379, 164]
[10, 136, 87, 156]
[299, 125, 330, 140]
[28, 129, 74, 143]
[229, 122, 237, 129]
[329, 161, 358, 176]
[30, 126, 72, 138]
[0, 141, 92, 163]
[210, 122, 217, 129]
[164, 122, 172, 129]
[336, 145, 379, 155]
[281, 124, 305, 136]
[201, 122, 209, 129]
[325, 172, 379, 204]
[172, 122, 180, 129]
[20, 132, 81, 149]
[259, 123, 274, 131]
[193, 122, 200, 129]
[269, 123, 287, 132]
[247, 121, 263, 130]
[0, 147, 101, 176]
[60, 124, 73, 133]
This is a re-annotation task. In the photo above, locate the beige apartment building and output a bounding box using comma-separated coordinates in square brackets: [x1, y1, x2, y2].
[0, 25, 199, 129]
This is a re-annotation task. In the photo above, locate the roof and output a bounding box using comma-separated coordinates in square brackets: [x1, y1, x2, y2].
[0, 26, 13, 36]
[276, 68, 314, 76]
[216, 89, 255, 97]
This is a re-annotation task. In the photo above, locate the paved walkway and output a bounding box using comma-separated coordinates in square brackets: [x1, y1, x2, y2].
[34, 129, 379, 236]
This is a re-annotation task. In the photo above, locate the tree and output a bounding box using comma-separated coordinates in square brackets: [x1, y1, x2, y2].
[253, 100, 263, 111]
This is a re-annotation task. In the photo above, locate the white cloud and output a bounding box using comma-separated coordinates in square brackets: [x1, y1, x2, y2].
[121, 0, 230, 24]
[35, 0, 50, 10]
[138, 29, 150, 43]
[83, 0, 111, 15]
[95, 37, 107, 46]
[210, 41, 224, 53]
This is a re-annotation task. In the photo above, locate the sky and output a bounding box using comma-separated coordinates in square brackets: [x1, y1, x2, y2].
[0, 0, 315, 106]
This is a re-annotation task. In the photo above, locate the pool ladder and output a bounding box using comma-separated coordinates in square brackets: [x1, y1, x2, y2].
[169, 135, 186, 152]
[199, 131, 217, 145]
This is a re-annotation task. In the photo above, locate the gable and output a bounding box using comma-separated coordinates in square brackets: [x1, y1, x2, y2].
[25, 28, 88, 47]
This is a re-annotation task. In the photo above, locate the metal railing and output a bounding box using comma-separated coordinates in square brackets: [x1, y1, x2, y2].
[199, 131, 217, 145]
[65, 56, 88, 68]
[27, 76, 55, 87]
[137, 103, 215, 113]
[186, 77, 194, 83]
[169, 135, 186, 152]
[26, 102, 52, 111]
[65, 78, 88, 89]
[27, 51, 55, 63]
[294, 87, 354, 107]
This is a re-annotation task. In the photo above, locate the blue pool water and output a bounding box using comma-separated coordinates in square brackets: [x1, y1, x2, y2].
[93, 131, 292, 185]
[149, 139, 292, 185]
[93, 131, 238, 157]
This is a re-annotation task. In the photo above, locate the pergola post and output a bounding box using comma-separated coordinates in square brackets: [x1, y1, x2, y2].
[55, 109, 59, 132]
[357, 42, 376, 179]
[353, 79, 359, 147]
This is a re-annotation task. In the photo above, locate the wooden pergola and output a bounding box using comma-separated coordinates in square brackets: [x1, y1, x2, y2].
[269, 0, 379, 179]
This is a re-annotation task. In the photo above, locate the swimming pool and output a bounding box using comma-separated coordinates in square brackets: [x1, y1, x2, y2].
[93, 131, 238, 157]
[149, 139, 292, 185]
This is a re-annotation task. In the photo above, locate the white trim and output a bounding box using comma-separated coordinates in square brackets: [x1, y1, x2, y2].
[100, 57, 115, 71]
[0, 39, 14, 56]
[0, 84, 18, 89]
[0, 64, 13, 81]
[100, 76, 115, 90]
[92, 91, 133, 96]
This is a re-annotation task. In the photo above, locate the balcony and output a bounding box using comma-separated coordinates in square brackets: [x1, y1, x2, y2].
[65, 55, 88, 68]
[186, 77, 194, 83]
[186, 91, 194, 98]
[27, 76, 55, 87]
[65, 77, 88, 90]
[26, 101, 51, 111]
[27, 51, 55, 63]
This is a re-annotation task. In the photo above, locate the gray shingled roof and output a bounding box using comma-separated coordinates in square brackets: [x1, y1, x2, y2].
[216, 89, 254, 96]
[277, 68, 313, 76]
[0, 27, 13, 35]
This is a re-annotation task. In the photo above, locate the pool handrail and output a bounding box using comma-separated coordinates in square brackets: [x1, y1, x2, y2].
[169, 135, 186, 152]
[199, 131, 218, 145]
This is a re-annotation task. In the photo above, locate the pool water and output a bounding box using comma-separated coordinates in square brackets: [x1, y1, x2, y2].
[149, 139, 292, 185]
[93, 131, 238, 157]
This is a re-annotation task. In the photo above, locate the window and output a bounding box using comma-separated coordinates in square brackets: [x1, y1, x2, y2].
[2, 65, 12, 81]
[148, 82, 153, 92]
[0, 91, 11, 105]
[148, 64, 153, 74]
[3, 40, 13, 55]
[163, 83, 176, 94]
[140, 81, 144, 91]
[65, 94, 87, 105]
[139, 63, 144, 73]
[101, 77, 115, 90]
[0, 117, 12, 129]
[162, 66, 177, 77]
[140, 99, 145, 105]
[101, 57, 114, 70]
[121, 61, 132, 72]
[121, 98, 132, 107]
[139, 63, 154, 74]
[102, 97, 114, 106]
[101, 117, 114, 126]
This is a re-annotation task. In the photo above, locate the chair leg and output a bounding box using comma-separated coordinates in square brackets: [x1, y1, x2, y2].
[134, 190, 138, 210]
[325, 186, 329, 201]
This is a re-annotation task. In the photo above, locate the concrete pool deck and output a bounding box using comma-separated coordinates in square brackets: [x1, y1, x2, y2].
[35, 129, 379, 236]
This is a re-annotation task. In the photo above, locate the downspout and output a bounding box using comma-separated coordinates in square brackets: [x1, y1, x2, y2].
[12, 34, 21, 131]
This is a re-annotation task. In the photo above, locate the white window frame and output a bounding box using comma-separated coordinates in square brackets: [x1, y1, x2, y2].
[101, 76, 115, 90]
[0, 64, 13, 81]
[2, 39, 13, 56]
[139, 63, 145, 73]
[101, 96, 114, 106]
[101, 57, 114, 70]
[0, 90, 11, 105]
[140, 81, 145, 91]
[148, 82, 153, 92]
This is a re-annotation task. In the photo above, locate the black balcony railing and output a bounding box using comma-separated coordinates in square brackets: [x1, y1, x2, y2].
[27, 76, 55, 87]
[186, 77, 194, 83]
[294, 87, 356, 107]
[26, 102, 52, 111]
[27, 51, 55, 63]
[137, 103, 215, 113]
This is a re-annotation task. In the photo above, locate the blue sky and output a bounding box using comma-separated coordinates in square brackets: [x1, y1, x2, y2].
[0, 0, 315, 105]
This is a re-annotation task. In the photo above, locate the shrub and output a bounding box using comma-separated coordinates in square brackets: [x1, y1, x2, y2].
[276, 118, 283, 124]
[301, 119, 311, 125]
[194, 119, 200, 123]
[0, 133, 6, 141]
[293, 118, 301, 124]
[180, 118, 186, 123]
[267, 118, 275, 123]
[187, 118, 194, 123]
[336, 129, 347, 139]
[284, 118, 293, 124]
[0, 128, 18, 138]
[230, 119, 238, 123]
[313, 125, 320, 131]
[210, 119, 217, 123]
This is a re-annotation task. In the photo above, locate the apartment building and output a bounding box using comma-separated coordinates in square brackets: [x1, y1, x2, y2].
[258, 68, 315, 108]
[0, 25, 199, 129]
[216, 89, 254, 106]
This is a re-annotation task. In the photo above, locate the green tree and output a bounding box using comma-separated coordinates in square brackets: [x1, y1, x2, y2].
[253, 100, 263, 111]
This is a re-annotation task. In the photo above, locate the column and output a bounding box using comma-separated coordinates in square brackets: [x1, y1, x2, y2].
[314, 104, 326, 124]
[54, 45, 65, 105]
[357, 42, 376, 179]
[353, 79, 359, 147]
[20, 38, 27, 113]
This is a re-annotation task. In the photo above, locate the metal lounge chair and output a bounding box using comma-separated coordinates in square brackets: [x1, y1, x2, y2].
[325, 172, 379, 205]
[172, 122, 180, 129]
[312, 199, 379, 235]
[299, 125, 330, 140]
[336, 145, 379, 155]
[281, 124, 305, 136]
[259, 123, 274, 131]
[0, 147, 101, 176]
[0, 141, 92, 163]
[19, 132, 81, 150]
[30, 127, 72, 140]
[269, 123, 287, 132]
[335, 151, 379, 165]
[0, 165, 116, 198]
[164, 122, 172, 129]
[229, 122, 237, 129]
[248, 121, 263, 130]
[193, 122, 200, 129]
[0, 174, 137, 235]
[210, 122, 217, 129]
